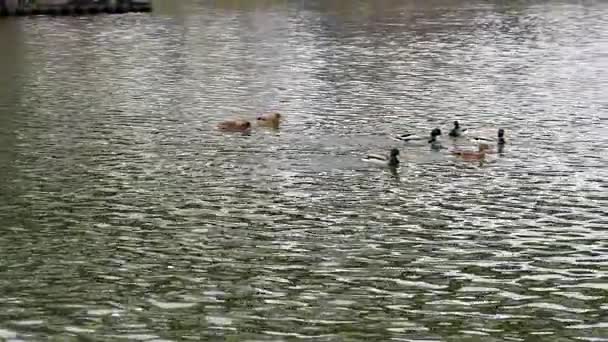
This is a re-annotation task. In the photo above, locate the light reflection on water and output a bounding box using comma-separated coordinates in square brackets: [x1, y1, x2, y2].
[0, 1, 607, 341]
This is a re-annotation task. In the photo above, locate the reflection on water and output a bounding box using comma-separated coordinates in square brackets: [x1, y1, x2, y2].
[0, 0, 607, 340]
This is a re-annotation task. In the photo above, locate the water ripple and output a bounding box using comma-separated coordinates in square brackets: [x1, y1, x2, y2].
[0, 1, 607, 341]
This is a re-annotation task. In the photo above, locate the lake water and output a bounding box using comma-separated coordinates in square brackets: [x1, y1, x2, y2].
[0, 1, 607, 341]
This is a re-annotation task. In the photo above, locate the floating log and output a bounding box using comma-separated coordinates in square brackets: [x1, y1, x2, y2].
[0, 0, 152, 16]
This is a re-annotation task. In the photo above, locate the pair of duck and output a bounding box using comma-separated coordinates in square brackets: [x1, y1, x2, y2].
[364, 121, 506, 167]
[217, 112, 282, 133]
[393, 120, 486, 146]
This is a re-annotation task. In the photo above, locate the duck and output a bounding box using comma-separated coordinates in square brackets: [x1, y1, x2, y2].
[496, 128, 506, 153]
[497, 128, 506, 146]
[256, 112, 282, 129]
[469, 128, 506, 152]
[449, 121, 467, 138]
[451, 143, 491, 161]
[217, 119, 251, 133]
[362, 148, 400, 168]
[470, 128, 506, 143]
[393, 128, 444, 150]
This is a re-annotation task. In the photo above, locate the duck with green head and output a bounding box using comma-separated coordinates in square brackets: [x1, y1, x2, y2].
[394, 128, 443, 150]
[362, 148, 400, 168]
[449, 121, 467, 137]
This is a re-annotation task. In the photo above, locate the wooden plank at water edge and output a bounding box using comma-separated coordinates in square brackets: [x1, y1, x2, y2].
[0, 0, 152, 16]
[0, 0, 17, 15]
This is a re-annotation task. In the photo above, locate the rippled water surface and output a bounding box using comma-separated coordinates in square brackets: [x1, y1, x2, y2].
[1, 1, 607, 341]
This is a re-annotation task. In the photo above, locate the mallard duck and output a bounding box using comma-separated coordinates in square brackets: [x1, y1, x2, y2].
[451, 143, 491, 160]
[469, 128, 506, 152]
[217, 119, 251, 133]
[362, 148, 400, 167]
[471, 128, 506, 143]
[256, 112, 282, 128]
[449, 121, 467, 138]
[393, 128, 443, 150]
[496, 129, 506, 153]
[497, 128, 506, 145]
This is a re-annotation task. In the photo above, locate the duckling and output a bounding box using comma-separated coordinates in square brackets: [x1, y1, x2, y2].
[449, 121, 467, 138]
[217, 119, 251, 133]
[362, 148, 400, 168]
[256, 112, 282, 129]
[451, 143, 491, 161]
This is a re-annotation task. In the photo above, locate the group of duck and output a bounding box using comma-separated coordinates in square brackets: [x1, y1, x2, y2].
[364, 120, 507, 167]
[216, 114, 506, 168]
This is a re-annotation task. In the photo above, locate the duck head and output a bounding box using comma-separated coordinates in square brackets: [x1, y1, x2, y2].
[389, 148, 400, 167]
[453, 121, 460, 129]
[497, 128, 506, 148]
[429, 128, 442, 143]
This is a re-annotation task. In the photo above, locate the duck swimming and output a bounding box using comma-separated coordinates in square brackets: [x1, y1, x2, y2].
[393, 128, 443, 150]
[362, 148, 400, 168]
[451, 143, 491, 161]
[497, 128, 506, 145]
[256, 112, 282, 129]
[217, 119, 251, 133]
[497, 128, 507, 153]
[470, 128, 506, 152]
[449, 121, 467, 138]
[471, 128, 506, 143]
